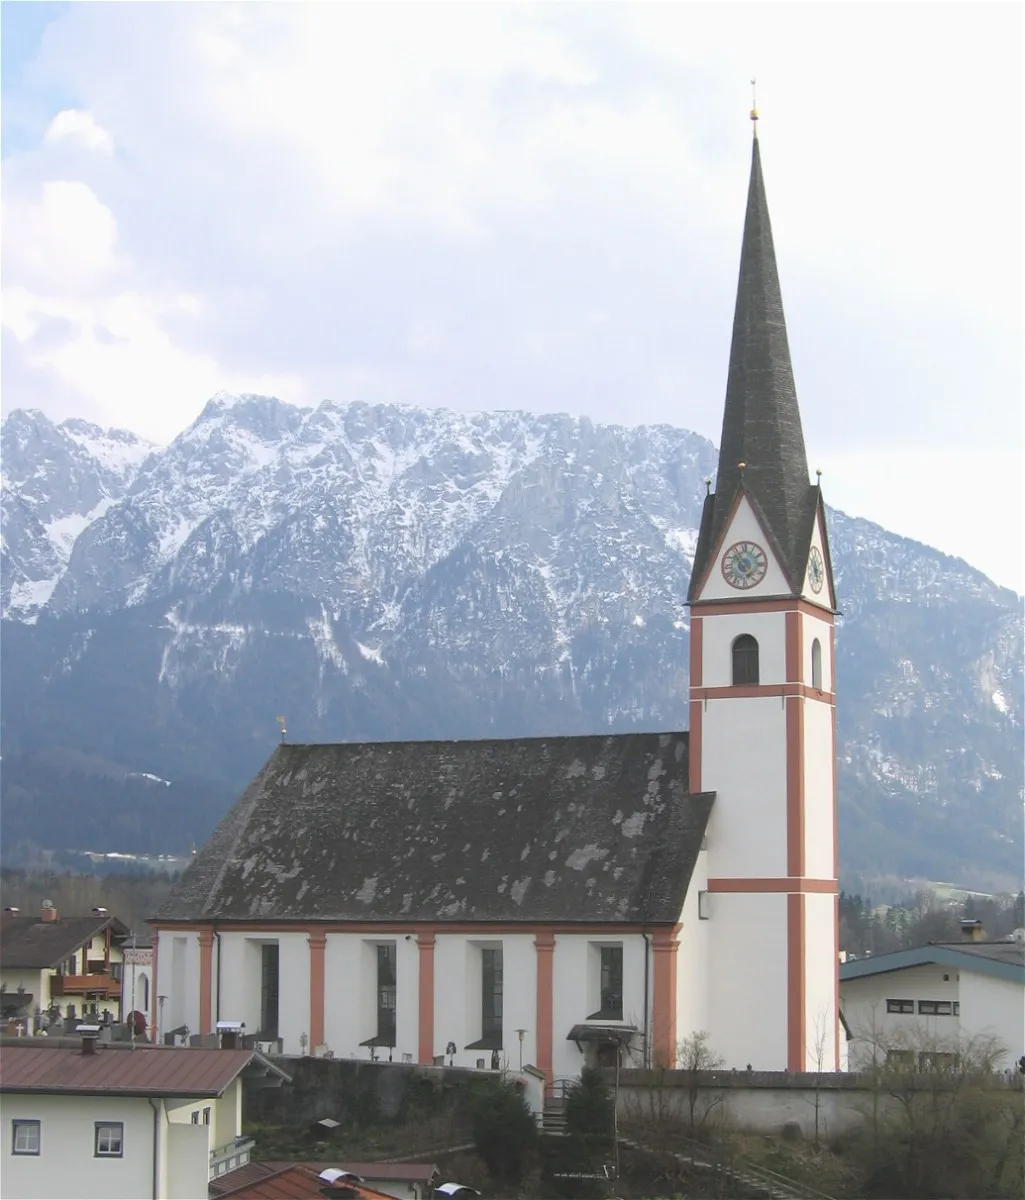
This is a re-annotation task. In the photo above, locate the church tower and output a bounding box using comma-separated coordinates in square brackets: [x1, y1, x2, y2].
[687, 116, 840, 1070]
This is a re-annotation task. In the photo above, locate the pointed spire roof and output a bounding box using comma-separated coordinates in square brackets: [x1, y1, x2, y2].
[689, 129, 817, 599]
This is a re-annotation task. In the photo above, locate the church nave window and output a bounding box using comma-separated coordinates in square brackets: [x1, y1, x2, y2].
[481, 947, 503, 1047]
[731, 634, 759, 685]
[377, 942, 397, 1047]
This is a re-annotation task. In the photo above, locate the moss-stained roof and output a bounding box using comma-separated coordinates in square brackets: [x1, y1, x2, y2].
[160, 733, 714, 924]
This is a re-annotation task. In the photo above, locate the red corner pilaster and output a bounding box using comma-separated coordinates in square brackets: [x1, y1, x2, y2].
[198, 929, 214, 1035]
[534, 931, 556, 1081]
[651, 927, 680, 1068]
[308, 930, 327, 1050]
[417, 931, 436, 1065]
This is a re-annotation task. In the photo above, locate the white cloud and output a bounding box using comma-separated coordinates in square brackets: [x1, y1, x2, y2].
[1, 2, 1021, 587]
[43, 108, 115, 153]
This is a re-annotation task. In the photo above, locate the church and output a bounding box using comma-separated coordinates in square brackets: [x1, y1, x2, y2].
[153, 118, 841, 1079]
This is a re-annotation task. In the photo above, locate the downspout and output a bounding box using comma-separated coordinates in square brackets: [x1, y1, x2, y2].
[642, 933, 651, 1068]
[148, 1097, 161, 1200]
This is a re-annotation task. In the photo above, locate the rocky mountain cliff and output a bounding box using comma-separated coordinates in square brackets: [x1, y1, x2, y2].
[1, 396, 1021, 889]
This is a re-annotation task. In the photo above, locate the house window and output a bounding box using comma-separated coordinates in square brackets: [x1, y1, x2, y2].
[203, 1108, 211, 1126]
[599, 947, 624, 1020]
[919, 1051, 959, 1072]
[260, 944, 279, 1039]
[732, 635, 759, 685]
[918, 1000, 953, 1016]
[886, 1049, 916, 1069]
[94, 1122, 123, 1157]
[12, 1120, 40, 1156]
[886, 999, 915, 1014]
[191, 1111, 199, 1125]
[377, 943, 397, 1047]
[953, 1002, 960, 1016]
[811, 638, 822, 690]
[482, 947, 503, 1046]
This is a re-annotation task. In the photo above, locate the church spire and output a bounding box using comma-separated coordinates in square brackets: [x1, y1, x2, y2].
[689, 122, 816, 598]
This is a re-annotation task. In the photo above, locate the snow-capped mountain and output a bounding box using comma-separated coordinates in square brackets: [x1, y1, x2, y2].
[1, 409, 155, 618]
[1, 396, 1021, 888]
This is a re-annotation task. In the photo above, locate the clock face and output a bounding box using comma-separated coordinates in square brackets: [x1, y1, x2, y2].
[721, 540, 768, 590]
[808, 546, 825, 594]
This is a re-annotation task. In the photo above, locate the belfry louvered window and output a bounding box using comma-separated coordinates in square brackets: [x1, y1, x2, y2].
[732, 635, 759, 685]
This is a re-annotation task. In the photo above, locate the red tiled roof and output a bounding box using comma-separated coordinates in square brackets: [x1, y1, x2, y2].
[215, 1164, 399, 1200]
[265, 1162, 439, 1183]
[0, 1044, 268, 1098]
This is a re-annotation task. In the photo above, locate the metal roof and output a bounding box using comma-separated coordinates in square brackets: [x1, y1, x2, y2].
[840, 941, 1025, 986]
[0, 1044, 289, 1098]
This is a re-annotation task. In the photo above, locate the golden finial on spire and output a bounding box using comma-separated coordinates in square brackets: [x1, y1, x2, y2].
[750, 78, 759, 135]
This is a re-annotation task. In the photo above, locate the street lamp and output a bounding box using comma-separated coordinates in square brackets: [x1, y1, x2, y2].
[516, 1029, 527, 1071]
[157, 995, 167, 1045]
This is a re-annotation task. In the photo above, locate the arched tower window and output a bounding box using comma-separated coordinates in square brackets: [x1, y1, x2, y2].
[732, 634, 759, 685]
[811, 638, 823, 690]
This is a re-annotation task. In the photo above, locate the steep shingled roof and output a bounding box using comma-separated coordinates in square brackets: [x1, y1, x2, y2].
[159, 734, 713, 925]
[0, 915, 129, 970]
[689, 133, 819, 599]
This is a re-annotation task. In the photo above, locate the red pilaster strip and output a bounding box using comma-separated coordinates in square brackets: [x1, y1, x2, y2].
[787, 894, 806, 1071]
[308, 930, 327, 1050]
[535, 931, 556, 1081]
[688, 699, 703, 794]
[651, 927, 680, 1068]
[198, 929, 214, 1035]
[417, 931, 436, 1065]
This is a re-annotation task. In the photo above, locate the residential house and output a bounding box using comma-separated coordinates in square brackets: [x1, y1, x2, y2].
[840, 930, 1025, 1071]
[1, 904, 130, 1029]
[153, 122, 843, 1078]
[212, 1164, 417, 1200]
[0, 1027, 290, 1199]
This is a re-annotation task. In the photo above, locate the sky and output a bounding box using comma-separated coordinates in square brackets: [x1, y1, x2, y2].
[1, 3, 1022, 593]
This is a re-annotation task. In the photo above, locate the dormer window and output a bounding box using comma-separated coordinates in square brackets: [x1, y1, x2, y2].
[732, 635, 759, 685]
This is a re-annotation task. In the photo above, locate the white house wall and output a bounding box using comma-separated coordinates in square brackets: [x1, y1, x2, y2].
[1, 1093, 156, 1200]
[841, 963, 961, 1068]
[955, 972, 1024, 1069]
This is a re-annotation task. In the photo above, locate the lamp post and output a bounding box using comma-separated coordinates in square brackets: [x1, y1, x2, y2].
[516, 1029, 526, 1071]
[157, 995, 166, 1045]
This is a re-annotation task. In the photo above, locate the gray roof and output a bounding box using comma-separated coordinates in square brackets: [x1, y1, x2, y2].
[840, 940, 1025, 986]
[689, 134, 819, 599]
[0, 915, 129, 970]
[159, 734, 714, 925]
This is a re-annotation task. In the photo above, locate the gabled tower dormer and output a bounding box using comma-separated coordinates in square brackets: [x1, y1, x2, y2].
[687, 114, 840, 1071]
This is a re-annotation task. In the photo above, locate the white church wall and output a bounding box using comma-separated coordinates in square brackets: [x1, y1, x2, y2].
[276, 932, 310, 1056]
[394, 935, 420, 1062]
[702, 697, 788, 879]
[804, 893, 839, 1069]
[165, 932, 199, 1040]
[676, 851, 710, 1044]
[803, 700, 837, 880]
[323, 934, 361, 1057]
[700, 611, 786, 688]
[707, 892, 789, 1069]
[216, 933, 262, 1034]
[802, 612, 833, 692]
[695, 496, 791, 603]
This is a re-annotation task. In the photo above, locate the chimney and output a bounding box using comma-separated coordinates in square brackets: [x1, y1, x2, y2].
[79, 1024, 101, 1056]
[216, 1020, 243, 1050]
[40, 900, 59, 923]
[960, 919, 984, 942]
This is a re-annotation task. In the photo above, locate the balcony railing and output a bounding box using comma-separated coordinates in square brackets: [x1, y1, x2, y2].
[50, 973, 118, 997]
[209, 1136, 255, 1180]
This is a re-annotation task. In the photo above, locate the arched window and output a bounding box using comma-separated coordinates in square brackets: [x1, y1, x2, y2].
[732, 634, 759, 685]
[811, 639, 823, 690]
